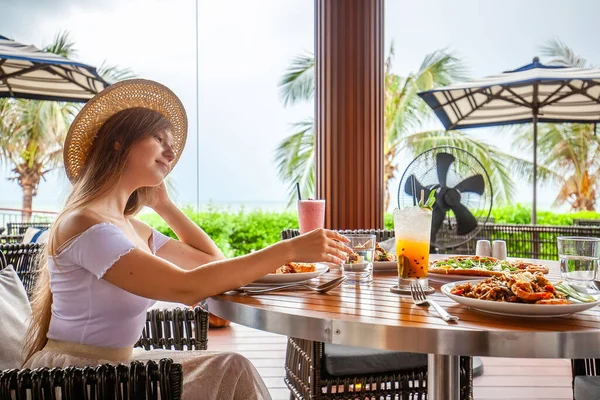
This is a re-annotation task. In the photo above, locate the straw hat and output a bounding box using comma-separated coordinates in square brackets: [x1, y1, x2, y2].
[63, 79, 187, 182]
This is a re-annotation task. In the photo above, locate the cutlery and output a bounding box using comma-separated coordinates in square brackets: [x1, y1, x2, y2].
[410, 283, 459, 322]
[242, 276, 347, 295]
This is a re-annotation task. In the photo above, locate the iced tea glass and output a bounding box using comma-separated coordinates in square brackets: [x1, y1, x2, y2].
[393, 207, 432, 289]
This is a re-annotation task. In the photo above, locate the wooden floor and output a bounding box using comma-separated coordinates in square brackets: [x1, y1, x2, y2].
[208, 324, 574, 400]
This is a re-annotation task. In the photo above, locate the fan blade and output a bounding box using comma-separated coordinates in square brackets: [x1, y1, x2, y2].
[404, 175, 429, 199]
[436, 153, 455, 188]
[451, 203, 478, 236]
[455, 174, 485, 195]
[430, 206, 446, 243]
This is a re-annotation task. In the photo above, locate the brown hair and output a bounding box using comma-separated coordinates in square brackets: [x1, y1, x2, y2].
[22, 107, 172, 364]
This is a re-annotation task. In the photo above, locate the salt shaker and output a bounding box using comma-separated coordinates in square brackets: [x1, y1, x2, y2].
[492, 240, 508, 260]
[476, 240, 492, 257]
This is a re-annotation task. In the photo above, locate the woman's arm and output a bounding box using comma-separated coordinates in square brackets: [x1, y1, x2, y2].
[102, 228, 350, 305]
[154, 202, 223, 259]
[145, 184, 225, 269]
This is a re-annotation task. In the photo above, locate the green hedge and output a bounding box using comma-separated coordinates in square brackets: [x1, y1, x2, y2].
[141, 206, 299, 258]
[141, 204, 600, 257]
[489, 204, 600, 225]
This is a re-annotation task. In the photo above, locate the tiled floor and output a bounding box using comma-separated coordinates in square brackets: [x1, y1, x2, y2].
[209, 323, 574, 400]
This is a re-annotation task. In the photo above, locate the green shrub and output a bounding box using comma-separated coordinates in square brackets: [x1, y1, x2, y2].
[490, 204, 600, 225]
[140, 207, 298, 257]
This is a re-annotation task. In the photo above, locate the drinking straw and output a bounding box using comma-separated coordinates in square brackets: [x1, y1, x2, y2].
[296, 182, 302, 201]
[411, 178, 417, 206]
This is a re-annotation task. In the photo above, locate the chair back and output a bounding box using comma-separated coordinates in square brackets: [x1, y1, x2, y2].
[6, 222, 52, 236]
[0, 243, 43, 298]
[0, 235, 25, 244]
[573, 219, 600, 227]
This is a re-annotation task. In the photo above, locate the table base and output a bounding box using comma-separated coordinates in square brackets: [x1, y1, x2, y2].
[428, 354, 460, 400]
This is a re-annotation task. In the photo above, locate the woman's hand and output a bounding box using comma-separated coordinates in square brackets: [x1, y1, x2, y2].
[148, 182, 173, 213]
[289, 229, 352, 265]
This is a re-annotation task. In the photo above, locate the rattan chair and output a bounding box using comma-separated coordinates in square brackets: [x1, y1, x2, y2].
[0, 242, 209, 399]
[573, 219, 600, 227]
[572, 359, 600, 399]
[6, 222, 52, 236]
[280, 229, 473, 400]
[0, 235, 24, 244]
[0, 359, 182, 400]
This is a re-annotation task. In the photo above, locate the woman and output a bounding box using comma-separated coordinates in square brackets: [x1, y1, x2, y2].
[22, 79, 351, 399]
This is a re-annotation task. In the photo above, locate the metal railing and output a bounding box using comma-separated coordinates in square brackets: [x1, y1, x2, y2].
[0, 207, 57, 234]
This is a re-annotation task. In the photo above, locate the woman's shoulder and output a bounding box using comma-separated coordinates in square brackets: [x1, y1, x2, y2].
[53, 210, 112, 252]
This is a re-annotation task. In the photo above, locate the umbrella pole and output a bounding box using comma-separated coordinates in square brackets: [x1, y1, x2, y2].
[532, 114, 538, 225]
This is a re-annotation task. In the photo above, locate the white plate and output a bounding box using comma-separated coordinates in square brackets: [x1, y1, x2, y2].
[252, 263, 329, 284]
[429, 272, 488, 284]
[441, 280, 600, 317]
[373, 261, 397, 271]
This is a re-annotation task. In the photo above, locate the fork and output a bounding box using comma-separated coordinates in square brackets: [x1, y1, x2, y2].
[242, 276, 347, 295]
[410, 283, 459, 322]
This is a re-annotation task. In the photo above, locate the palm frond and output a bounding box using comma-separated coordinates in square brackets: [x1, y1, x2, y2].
[414, 49, 469, 90]
[98, 61, 137, 84]
[43, 30, 77, 58]
[274, 119, 315, 205]
[278, 52, 315, 107]
[539, 38, 589, 68]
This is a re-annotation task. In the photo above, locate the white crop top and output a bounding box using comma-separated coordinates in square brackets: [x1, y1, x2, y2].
[46, 222, 171, 348]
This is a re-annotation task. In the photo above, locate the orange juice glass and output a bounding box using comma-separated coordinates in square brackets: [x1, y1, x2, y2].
[393, 207, 432, 289]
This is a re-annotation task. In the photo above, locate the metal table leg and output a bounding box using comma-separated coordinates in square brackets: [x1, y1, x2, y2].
[428, 354, 461, 400]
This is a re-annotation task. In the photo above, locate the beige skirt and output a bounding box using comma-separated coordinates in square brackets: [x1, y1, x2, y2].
[25, 340, 272, 400]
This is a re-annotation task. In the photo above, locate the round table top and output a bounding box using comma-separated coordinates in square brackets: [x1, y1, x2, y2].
[208, 256, 600, 359]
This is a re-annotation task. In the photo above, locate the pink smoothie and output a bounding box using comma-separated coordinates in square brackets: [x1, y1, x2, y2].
[298, 200, 326, 234]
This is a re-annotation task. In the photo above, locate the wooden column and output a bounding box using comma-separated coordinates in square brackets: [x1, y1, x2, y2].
[315, 0, 384, 230]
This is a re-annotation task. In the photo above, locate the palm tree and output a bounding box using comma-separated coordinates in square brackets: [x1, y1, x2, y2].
[0, 31, 135, 220]
[508, 39, 599, 211]
[0, 98, 77, 219]
[276, 44, 536, 209]
[513, 123, 599, 211]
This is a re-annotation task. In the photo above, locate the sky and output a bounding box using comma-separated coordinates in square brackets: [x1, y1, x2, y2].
[1, 0, 599, 213]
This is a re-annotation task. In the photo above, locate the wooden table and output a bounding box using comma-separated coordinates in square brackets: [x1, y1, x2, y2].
[208, 257, 600, 399]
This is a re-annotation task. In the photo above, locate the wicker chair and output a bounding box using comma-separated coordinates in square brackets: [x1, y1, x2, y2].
[0, 242, 209, 399]
[573, 219, 600, 227]
[572, 359, 600, 399]
[0, 235, 24, 244]
[281, 229, 473, 400]
[6, 222, 52, 236]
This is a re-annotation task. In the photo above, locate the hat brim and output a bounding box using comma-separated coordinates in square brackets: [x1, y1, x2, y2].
[64, 79, 187, 183]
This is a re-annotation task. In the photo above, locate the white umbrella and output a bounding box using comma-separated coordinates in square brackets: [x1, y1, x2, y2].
[0, 35, 108, 102]
[419, 57, 600, 223]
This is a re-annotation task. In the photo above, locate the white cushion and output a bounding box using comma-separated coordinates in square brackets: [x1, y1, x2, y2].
[0, 266, 32, 369]
[22, 227, 49, 244]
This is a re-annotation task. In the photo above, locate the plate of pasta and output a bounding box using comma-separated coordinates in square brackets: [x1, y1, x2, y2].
[441, 272, 600, 317]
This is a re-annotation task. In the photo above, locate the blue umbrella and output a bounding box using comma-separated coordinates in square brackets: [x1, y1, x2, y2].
[0, 35, 108, 103]
[419, 57, 600, 223]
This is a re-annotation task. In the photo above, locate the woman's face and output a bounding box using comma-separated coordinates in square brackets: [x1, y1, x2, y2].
[124, 128, 175, 186]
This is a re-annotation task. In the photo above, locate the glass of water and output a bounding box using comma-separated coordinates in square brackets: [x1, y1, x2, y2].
[557, 236, 600, 286]
[342, 234, 376, 285]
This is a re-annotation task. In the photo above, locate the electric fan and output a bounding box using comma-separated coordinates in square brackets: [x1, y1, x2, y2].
[397, 146, 493, 250]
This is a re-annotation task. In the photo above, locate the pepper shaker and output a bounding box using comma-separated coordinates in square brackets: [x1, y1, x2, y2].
[492, 240, 508, 260]
[476, 240, 492, 257]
